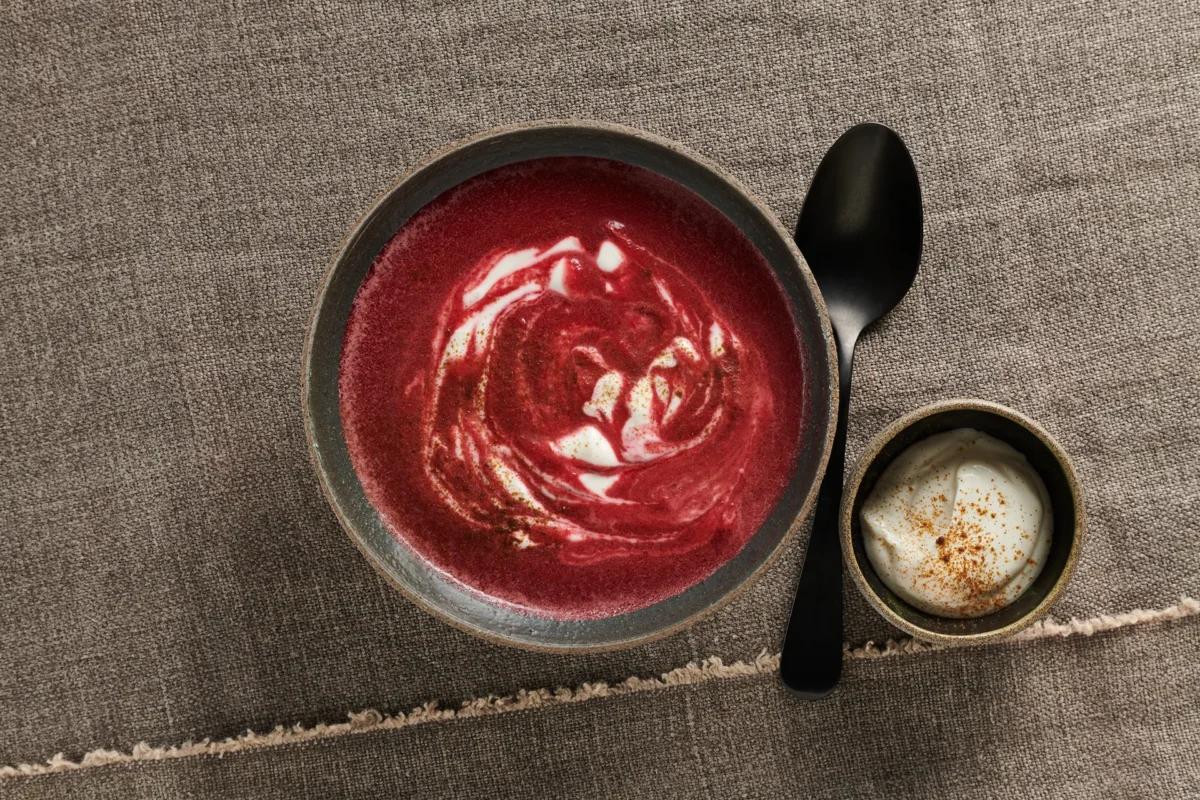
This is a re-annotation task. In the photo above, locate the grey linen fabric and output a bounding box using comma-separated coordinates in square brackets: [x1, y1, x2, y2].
[2, 0, 1198, 797]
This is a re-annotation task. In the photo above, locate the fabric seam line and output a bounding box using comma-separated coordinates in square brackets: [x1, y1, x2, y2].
[2, 596, 1196, 780]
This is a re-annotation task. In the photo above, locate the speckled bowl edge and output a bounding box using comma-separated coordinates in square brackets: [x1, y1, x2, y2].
[300, 119, 840, 652]
[840, 398, 1085, 646]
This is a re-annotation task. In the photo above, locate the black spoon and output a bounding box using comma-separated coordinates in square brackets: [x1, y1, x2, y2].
[780, 123, 923, 697]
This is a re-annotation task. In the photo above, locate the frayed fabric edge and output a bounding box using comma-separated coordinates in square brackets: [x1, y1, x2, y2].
[3, 596, 1197, 779]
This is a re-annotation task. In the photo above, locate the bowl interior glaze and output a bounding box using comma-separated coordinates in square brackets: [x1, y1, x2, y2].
[303, 121, 837, 651]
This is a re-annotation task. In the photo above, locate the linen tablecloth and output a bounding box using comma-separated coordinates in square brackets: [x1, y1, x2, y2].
[2, 1, 1198, 797]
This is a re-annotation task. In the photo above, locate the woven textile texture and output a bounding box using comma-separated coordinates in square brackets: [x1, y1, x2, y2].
[2, 0, 1198, 797]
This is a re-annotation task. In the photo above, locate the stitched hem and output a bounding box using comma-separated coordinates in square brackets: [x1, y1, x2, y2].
[2, 596, 1196, 779]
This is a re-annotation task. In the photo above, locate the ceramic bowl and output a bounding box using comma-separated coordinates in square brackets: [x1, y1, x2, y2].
[303, 120, 837, 651]
[842, 398, 1084, 644]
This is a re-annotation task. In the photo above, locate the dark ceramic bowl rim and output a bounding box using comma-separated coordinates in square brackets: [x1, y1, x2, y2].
[301, 120, 838, 652]
[840, 398, 1085, 645]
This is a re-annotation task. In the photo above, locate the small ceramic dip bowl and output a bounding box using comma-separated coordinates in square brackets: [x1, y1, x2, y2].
[841, 399, 1083, 644]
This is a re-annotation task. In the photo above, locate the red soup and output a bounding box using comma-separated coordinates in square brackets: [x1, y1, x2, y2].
[340, 157, 806, 618]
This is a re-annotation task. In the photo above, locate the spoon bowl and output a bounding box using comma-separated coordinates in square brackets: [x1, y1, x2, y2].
[796, 124, 924, 335]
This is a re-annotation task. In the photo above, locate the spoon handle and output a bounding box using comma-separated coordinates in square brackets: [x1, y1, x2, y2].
[780, 329, 855, 696]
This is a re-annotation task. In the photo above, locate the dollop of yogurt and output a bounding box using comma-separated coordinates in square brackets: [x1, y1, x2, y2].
[861, 428, 1052, 618]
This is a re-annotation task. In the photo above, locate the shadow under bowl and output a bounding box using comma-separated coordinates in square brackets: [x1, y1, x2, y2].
[841, 398, 1084, 645]
[302, 120, 838, 652]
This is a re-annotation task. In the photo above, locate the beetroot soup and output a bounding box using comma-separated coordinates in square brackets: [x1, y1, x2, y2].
[340, 157, 807, 618]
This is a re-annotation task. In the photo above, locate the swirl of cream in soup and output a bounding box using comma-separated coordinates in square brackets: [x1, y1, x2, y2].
[861, 428, 1052, 618]
[421, 222, 771, 565]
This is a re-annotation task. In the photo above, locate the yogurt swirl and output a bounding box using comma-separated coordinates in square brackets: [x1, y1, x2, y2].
[421, 223, 770, 564]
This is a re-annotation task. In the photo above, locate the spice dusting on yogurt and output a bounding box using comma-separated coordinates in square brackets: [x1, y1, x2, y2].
[861, 429, 1052, 618]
